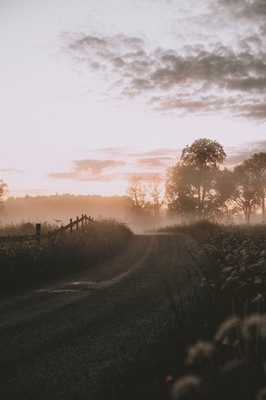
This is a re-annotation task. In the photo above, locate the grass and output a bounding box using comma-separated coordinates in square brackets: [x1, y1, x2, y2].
[0, 218, 133, 295]
[2, 218, 266, 399]
[157, 220, 266, 400]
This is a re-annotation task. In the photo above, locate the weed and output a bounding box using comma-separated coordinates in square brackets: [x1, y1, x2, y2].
[0, 219, 133, 295]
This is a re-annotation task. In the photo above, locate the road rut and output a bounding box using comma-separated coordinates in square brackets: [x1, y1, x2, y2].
[0, 234, 204, 400]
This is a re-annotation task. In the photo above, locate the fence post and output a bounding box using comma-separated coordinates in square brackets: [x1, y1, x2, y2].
[76, 216, 79, 230]
[36, 223, 41, 244]
[70, 218, 73, 234]
[82, 214, 84, 228]
[61, 226, 64, 237]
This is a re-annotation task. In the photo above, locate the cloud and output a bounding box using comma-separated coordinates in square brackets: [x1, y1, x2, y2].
[47, 141, 266, 185]
[225, 140, 266, 168]
[61, 0, 266, 121]
[136, 157, 174, 170]
[0, 168, 24, 174]
[47, 148, 182, 184]
[48, 159, 126, 182]
[218, 0, 266, 19]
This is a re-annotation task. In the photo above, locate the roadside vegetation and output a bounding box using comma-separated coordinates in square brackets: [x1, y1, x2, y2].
[0, 219, 133, 295]
[160, 220, 266, 400]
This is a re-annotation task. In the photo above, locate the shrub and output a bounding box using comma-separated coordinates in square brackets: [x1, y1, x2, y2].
[0, 219, 133, 295]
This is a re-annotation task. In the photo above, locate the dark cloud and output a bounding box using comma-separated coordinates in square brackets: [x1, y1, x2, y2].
[218, 0, 266, 18]
[61, 0, 266, 121]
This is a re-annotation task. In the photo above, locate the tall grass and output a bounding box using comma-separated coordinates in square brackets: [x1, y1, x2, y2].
[159, 221, 266, 400]
[0, 219, 133, 295]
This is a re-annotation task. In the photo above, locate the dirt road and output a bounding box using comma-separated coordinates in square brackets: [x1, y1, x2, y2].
[0, 234, 204, 400]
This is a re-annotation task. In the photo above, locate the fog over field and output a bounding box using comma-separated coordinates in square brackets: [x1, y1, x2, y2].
[0, 194, 172, 232]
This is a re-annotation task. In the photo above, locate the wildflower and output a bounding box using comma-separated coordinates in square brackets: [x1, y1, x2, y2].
[257, 387, 266, 400]
[186, 341, 214, 375]
[171, 375, 204, 400]
[214, 317, 243, 363]
[241, 315, 266, 363]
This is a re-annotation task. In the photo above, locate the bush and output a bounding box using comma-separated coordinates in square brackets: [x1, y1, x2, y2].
[0, 219, 133, 295]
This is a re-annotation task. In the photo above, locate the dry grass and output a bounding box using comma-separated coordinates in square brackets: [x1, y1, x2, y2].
[162, 221, 266, 400]
[0, 219, 133, 295]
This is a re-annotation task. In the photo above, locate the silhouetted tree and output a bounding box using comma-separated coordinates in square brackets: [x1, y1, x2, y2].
[0, 180, 8, 204]
[213, 168, 235, 220]
[245, 153, 266, 222]
[166, 163, 198, 219]
[166, 138, 226, 219]
[231, 163, 260, 224]
[148, 174, 165, 213]
[126, 175, 147, 210]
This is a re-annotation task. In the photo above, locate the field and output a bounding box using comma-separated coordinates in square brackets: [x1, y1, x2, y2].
[159, 221, 266, 400]
[1, 219, 266, 399]
[0, 219, 133, 295]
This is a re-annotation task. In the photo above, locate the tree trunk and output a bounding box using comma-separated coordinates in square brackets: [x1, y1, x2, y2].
[262, 191, 265, 223]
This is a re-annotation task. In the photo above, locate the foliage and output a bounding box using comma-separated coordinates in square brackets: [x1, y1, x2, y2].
[0, 219, 133, 295]
[0, 179, 8, 204]
[249, 152, 266, 222]
[166, 139, 228, 219]
[171, 315, 266, 400]
[166, 143, 266, 225]
[181, 138, 226, 169]
[164, 221, 266, 400]
[233, 153, 266, 223]
[231, 163, 261, 223]
[0, 220, 55, 236]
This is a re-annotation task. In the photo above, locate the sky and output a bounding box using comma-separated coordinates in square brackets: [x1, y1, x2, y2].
[1, 0, 266, 198]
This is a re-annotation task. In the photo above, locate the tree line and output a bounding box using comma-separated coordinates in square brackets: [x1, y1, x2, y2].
[1, 138, 265, 224]
[127, 138, 266, 224]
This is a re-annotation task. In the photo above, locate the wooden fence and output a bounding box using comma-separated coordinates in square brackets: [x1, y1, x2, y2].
[0, 214, 94, 244]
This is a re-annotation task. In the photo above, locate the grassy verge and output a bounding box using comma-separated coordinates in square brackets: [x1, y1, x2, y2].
[157, 221, 266, 400]
[105, 221, 266, 400]
[0, 219, 133, 295]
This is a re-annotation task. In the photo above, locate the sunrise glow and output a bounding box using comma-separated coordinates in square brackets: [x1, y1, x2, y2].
[1, 0, 266, 198]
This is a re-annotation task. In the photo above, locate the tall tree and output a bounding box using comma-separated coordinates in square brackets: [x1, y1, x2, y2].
[166, 163, 198, 219]
[213, 168, 236, 219]
[0, 180, 8, 205]
[148, 174, 164, 213]
[231, 163, 260, 224]
[166, 138, 226, 218]
[246, 153, 266, 222]
[126, 175, 147, 210]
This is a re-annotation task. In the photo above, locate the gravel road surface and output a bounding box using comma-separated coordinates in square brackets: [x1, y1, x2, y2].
[0, 233, 204, 400]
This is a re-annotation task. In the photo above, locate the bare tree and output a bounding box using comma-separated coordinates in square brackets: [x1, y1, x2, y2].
[0, 180, 8, 205]
[148, 174, 164, 213]
[126, 175, 147, 210]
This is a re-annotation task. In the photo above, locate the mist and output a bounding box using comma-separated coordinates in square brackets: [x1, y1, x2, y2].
[0, 194, 173, 233]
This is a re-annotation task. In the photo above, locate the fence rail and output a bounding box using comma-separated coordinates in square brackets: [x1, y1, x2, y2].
[0, 214, 94, 244]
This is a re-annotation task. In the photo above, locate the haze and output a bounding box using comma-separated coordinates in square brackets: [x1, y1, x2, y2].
[1, 0, 266, 198]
